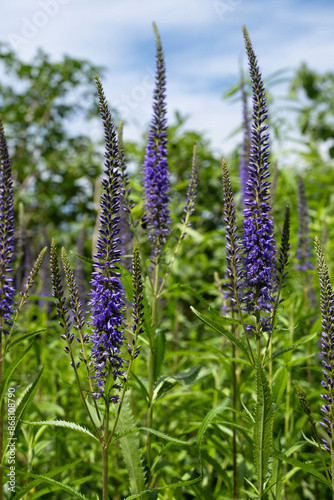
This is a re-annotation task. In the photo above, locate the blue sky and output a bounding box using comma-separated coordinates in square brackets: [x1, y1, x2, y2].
[2, 0, 334, 156]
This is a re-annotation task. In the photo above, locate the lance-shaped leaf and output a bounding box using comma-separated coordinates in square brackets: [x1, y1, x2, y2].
[117, 398, 147, 495]
[254, 356, 274, 495]
[22, 419, 99, 442]
[191, 307, 250, 362]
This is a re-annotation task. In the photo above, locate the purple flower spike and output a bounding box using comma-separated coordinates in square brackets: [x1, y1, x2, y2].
[143, 23, 170, 259]
[89, 75, 126, 402]
[296, 177, 314, 271]
[315, 237, 334, 452]
[0, 116, 15, 333]
[241, 26, 276, 320]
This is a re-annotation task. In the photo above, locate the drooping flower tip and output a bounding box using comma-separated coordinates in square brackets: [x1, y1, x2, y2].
[143, 23, 170, 258]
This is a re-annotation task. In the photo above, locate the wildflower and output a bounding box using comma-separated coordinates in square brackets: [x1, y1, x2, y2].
[296, 177, 314, 271]
[0, 117, 15, 332]
[143, 23, 170, 259]
[89, 76, 126, 401]
[314, 237, 334, 452]
[241, 26, 276, 322]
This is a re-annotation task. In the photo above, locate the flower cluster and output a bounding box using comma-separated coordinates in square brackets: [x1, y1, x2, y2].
[296, 177, 314, 271]
[222, 158, 242, 313]
[126, 242, 144, 360]
[143, 23, 170, 259]
[241, 26, 276, 324]
[0, 117, 15, 332]
[314, 237, 334, 452]
[89, 76, 126, 401]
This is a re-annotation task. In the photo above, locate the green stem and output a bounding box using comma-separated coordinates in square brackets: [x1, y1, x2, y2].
[68, 345, 102, 441]
[102, 401, 110, 500]
[146, 263, 159, 473]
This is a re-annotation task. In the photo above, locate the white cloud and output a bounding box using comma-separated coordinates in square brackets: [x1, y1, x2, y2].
[1, 0, 334, 155]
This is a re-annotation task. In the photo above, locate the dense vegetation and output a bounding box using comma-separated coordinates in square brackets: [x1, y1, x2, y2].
[1, 24, 334, 500]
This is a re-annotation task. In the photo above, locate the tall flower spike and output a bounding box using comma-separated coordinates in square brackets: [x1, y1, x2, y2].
[276, 205, 290, 288]
[296, 177, 314, 271]
[180, 144, 199, 229]
[61, 248, 85, 332]
[0, 116, 15, 332]
[314, 237, 334, 452]
[241, 26, 276, 322]
[221, 158, 242, 312]
[89, 75, 126, 401]
[143, 22, 170, 259]
[131, 242, 144, 352]
[127, 242, 144, 360]
[239, 69, 251, 205]
[50, 239, 72, 344]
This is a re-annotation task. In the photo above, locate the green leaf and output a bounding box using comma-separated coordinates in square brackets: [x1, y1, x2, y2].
[22, 420, 99, 442]
[272, 366, 288, 404]
[11, 454, 90, 500]
[12, 366, 44, 435]
[10, 469, 90, 500]
[111, 427, 191, 447]
[254, 357, 274, 496]
[191, 307, 251, 362]
[153, 330, 166, 382]
[124, 475, 202, 500]
[153, 365, 202, 403]
[117, 398, 147, 495]
[0, 342, 35, 403]
[8, 329, 47, 351]
[272, 451, 332, 489]
[267, 437, 283, 500]
[264, 332, 317, 366]
[157, 365, 202, 387]
[130, 373, 150, 403]
[71, 251, 94, 266]
[196, 404, 227, 449]
[118, 264, 134, 303]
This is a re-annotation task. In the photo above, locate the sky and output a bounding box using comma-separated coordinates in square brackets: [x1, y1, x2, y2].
[1, 0, 334, 157]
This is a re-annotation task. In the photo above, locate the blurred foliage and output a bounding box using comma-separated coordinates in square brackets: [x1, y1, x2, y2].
[289, 63, 334, 158]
